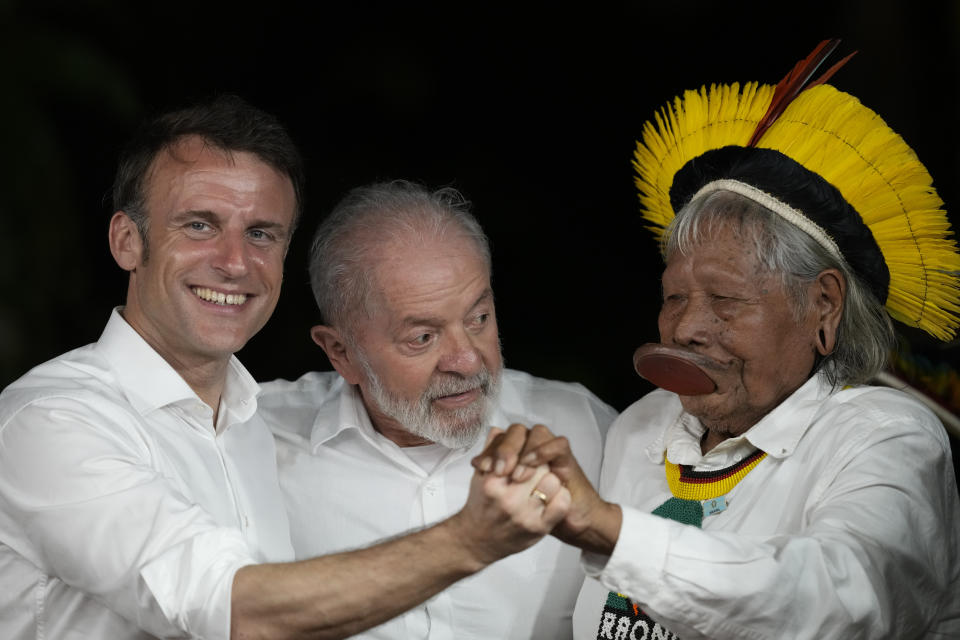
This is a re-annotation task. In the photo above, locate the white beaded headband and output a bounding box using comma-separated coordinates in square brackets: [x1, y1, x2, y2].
[690, 179, 844, 261]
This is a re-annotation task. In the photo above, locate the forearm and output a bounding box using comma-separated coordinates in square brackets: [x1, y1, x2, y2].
[590, 505, 952, 640]
[231, 514, 483, 639]
[231, 462, 567, 639]
[555, 500, 622, 555]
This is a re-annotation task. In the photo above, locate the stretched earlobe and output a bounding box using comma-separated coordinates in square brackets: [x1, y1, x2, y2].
[816, 328, 832, 356]
[813, 269, 845, 356]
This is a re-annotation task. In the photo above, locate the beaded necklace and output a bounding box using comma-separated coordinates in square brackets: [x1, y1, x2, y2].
[594, 448, 767, 639]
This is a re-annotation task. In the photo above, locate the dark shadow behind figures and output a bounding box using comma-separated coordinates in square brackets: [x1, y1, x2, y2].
[1, 0, 957, 480]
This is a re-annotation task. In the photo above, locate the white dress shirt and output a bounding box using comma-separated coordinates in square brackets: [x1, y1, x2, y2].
[261, 368, 616, 639]
[573, 373, 960, 639]
[0, 309, 294, 640]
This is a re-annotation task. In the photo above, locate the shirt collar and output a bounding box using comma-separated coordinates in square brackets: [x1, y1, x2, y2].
[308, 381, 492, 462]
[95, 308, 260, 427]
[645, 372, 835, 465]
[744, 372, 833, 458]
[309, 381, 377, 452]
[220, 358, 261, 426]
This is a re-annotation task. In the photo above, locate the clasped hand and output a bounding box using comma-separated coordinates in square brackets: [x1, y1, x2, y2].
[470, 424, 622, 555]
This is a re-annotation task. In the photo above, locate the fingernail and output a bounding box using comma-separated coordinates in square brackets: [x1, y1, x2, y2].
[521, 453, 537, 464]
[511, 464, 526, 480]
[479, 457, 492, 472]
[495, 459, 505, 475]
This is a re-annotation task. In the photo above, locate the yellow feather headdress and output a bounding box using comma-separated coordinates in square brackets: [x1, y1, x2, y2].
[633, 49, 960, 341]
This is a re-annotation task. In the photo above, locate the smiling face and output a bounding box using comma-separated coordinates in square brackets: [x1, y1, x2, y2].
[658, 223, 821, 442]
[112, 136, 296, 374]
[330, 232, 503, 447]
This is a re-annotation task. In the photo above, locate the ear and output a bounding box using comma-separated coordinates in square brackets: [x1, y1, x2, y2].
[812, 269, 845, 356]
[311, 325, 363, 385]
[108, 211, 144, 271]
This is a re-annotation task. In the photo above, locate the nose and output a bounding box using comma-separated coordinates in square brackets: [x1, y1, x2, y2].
[211, 232, 250, 279]
[661, 296, 714, 347]
[436, 329, 483, 377]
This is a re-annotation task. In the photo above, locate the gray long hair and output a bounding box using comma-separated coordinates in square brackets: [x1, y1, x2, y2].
[663, 189, 894, 387]
[309, 180, 491, 330]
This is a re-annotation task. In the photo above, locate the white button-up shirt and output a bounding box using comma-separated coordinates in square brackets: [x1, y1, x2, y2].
[261, 369, 616, 639]
[0, 309, 293, 640]
[573, 373, 960, 639]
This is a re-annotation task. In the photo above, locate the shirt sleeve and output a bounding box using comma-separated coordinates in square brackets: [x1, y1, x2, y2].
[584, 411, 960, 639]
[0, 397, 257, 640]
[585, 391, 619, 442]
[573, 389, 617, 487]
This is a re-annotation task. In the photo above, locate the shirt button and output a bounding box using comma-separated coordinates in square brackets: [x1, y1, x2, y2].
[425, 483, 438, 496]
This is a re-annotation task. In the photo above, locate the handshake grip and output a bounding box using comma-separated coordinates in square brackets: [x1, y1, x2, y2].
[470, 423, 622, 556]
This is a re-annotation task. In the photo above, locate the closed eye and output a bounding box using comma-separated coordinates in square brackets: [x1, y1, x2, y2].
[711, 296, 745, 319]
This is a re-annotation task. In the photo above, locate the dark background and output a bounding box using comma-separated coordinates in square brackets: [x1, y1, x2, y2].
[2, 1, 959, 469]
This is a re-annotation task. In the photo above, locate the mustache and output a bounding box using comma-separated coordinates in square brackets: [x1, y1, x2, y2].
[426, 369, 493, 400]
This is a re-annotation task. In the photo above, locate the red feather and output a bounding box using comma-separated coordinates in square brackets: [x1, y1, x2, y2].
[746, 39, 857, 147]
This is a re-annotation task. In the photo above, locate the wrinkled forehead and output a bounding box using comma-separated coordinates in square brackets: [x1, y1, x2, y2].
[147, 136, 232, 174]
[665, 215, 761, 264]
[353, 230, 491, 318]
[373, 219, 487, 268]
[140, 137, 234, 206]
[660, 229, 784, 301]
[144, 136, 298, 215]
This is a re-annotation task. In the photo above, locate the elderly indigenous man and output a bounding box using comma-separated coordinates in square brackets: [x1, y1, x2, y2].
[258, 180, 614, 639]
[476, 41, 960, 639]
[0, 97, 571, 640]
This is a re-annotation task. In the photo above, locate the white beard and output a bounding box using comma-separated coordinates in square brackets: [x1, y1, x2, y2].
[358, 356, 502, 449]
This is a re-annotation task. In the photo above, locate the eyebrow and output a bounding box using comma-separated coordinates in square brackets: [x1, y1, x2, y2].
[172, 209, 219, 225]
[399, 289, 494, 328]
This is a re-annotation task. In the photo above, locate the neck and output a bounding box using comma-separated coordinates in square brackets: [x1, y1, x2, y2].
[700, 429, 729, 455]
[176, 359, 229, 424]
[700, 416, 759, 454]
[119, 309, 228, 428]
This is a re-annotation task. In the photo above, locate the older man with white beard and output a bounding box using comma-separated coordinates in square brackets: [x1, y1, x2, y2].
[258, 180, 615, 639]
